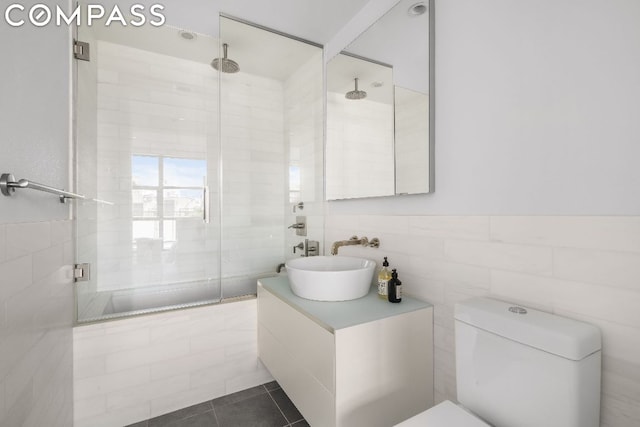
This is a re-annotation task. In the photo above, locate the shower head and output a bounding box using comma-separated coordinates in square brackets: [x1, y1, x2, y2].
[345, 78, 367, 100]
[211, 43, 240, 73]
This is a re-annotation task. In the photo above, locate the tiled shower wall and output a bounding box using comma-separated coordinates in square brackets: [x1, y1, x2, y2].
[283, 51, 324, 257]
[325, 214, 640, 427]
[220, 65, 286, 280]
[0, 220, 74, 426]
[87, 40, 219, 293]
[85, 39, 288, 295]
[326, 92, 394, 199]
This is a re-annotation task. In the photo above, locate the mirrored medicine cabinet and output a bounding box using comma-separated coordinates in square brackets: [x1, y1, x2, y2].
[326, 0, 434, 200]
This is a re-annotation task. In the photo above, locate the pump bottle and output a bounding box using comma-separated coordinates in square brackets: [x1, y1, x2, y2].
[377, 257, 391, 299]
[388, 269, 402, 303]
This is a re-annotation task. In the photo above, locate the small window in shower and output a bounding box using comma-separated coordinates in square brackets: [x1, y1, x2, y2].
[132, 155, 206, 250]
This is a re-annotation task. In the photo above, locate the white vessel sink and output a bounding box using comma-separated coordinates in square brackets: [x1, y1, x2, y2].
[285, 256, 376, 301]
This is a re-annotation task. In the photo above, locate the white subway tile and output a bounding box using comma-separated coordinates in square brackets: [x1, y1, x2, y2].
[401, 271, 445, 305]
[75, 328, 150, 360]
[491, 216, 640, 253]
[433, 324, 455, 354]
[602, 356, 640, 401]
[409, 216, 490, 241]
[74, 355, 106, 381]
[400, 235, 445, 260]
[600, 392, 640, 427]
[324, 215, 360, 231]
[105, 338, 190, 373]
[433, 304, 455, 331]
[0, 255, 33, 303]
[32, 245, 64, 282]
[189, 355, 259, 390]
[150, 348, 225, 381]
[0, 224, 6, 262]
[76, 403, 150, 427]
[73, 395, 106, 421]
[552, 279, 640, 330]
[75, 367, 150, 400]
[444, 240, 553, 275]
[5, 222, 51, 260]
[73, 324, 107, 340]
[0, 382, 5, 421]
[489, 270, 554, 312]
[554, 247, 640, 290]
[106, 374, 190, 411]
[412, 256, 491, 292]
[50, 220, 72, 244]
[357, 215, 410, 235]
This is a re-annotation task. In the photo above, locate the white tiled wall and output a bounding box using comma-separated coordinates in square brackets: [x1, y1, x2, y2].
[284, 51, 325, 257]
[326, 92, 395, 199]
[325, 214, 640, 427]
[86, 40, 219, 293]
[0, 220, 74, 427]
[73, 298, 272, 427]
[394, 87, 430, 195]
[220, 69, 286, 279]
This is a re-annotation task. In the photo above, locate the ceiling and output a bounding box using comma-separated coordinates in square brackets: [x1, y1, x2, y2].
[88, 0, 372, 44]
[82, 0, 377, 81]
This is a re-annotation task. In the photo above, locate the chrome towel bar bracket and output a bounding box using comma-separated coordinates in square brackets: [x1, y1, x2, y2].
[1, 172, 86, 203]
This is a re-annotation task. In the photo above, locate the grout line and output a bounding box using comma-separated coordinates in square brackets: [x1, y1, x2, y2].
[211, 401, 221, 427]
[267, 389, 291, 424]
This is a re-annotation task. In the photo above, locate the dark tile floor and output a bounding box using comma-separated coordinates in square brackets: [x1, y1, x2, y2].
[125, 381, 309, 427]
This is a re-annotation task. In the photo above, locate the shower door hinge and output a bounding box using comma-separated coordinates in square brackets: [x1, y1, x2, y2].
[74, 263, 91, 282]
[73, 40, 90, 61]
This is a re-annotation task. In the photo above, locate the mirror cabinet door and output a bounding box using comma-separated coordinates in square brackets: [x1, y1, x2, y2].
[326, 0, 434, 200]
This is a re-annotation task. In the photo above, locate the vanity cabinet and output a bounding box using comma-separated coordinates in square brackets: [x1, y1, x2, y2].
[257, 277, 433, 427]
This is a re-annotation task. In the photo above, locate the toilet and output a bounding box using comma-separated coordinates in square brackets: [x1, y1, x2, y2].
[397, 297, 602, 427]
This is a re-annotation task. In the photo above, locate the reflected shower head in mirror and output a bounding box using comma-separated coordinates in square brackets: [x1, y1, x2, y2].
[345, 78, 367, 100]
[211, 43, 240, 73]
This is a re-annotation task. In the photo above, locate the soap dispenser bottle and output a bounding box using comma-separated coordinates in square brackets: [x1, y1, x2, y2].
[378, 257, 391, 299]
[388, 269, 402, 303]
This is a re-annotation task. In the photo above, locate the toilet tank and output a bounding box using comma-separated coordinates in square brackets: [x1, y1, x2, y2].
[454, 298, 601, 427]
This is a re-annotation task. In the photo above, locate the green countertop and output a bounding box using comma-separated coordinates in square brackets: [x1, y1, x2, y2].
[258, 276, 432, 333]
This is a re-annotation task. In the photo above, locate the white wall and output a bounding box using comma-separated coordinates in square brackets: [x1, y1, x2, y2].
[324, 1, 640, 426]
[0, 1, 75, 425]
[0, 3, 72, 223]
[327, 0, 640, 216]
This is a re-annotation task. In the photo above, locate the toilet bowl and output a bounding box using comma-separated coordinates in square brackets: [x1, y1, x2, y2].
[395, 400, 489, 426]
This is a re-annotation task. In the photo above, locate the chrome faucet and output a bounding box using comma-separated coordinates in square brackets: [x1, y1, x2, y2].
[330, 235, 380, 255]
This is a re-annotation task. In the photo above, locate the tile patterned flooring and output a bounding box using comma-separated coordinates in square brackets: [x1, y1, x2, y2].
[125, 382, 308, 427]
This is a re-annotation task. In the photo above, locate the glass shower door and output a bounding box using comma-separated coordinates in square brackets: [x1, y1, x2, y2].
[75, 17, 221, 322]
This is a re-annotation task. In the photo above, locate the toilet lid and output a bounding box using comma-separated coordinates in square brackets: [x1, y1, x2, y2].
[395, 401, 491, 427]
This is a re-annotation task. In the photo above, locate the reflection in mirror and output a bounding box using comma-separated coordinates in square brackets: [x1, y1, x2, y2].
[326, 0, 434, 200]
[395, 87, 429, 194]
[326, 54, 394, 199]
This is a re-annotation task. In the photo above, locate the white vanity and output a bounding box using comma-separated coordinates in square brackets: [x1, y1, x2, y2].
[257, 276, 434, 427]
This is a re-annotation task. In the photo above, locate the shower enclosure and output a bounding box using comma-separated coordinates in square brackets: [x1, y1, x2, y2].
[74, 13, 324, 322]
